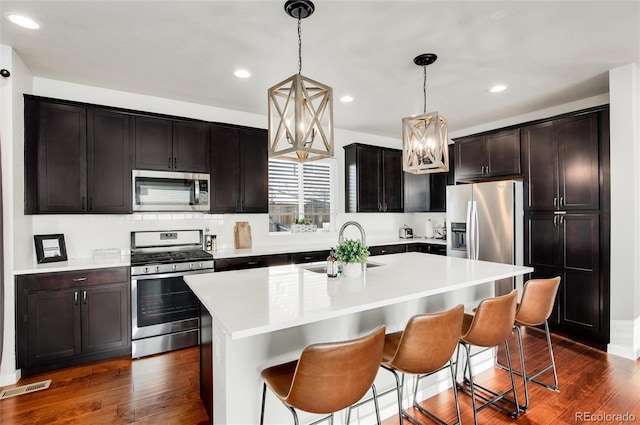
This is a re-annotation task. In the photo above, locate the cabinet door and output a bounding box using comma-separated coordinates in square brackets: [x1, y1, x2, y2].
[404, 172, 429, 212]
[172, 120, 210, 173]
[455, 136, 485, 181]
[560, 213, 601, 333]
[485, 129, 520, 176]
[240, 128, 268, 212]
[356, 146, 382, 212]
[522, 121, 559, 211]
[27, 289, 81, 364]
[134, 116, 173, 171]
[428, 145, 454, 212]
[37, 102, 87, 212]
[210, 125, 241, 213]
[524, 212, 560, 323]
[382, 149, 403, 212]
[81, 282, 130, 354]
[87, 108, 132, 213]
[558, 114, 600, 210]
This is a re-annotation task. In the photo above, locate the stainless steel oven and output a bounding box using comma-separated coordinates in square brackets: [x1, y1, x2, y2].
[130, 230, 213, 358]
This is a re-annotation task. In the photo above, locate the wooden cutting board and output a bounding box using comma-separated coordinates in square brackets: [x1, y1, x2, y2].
[234, 221, 252, 249]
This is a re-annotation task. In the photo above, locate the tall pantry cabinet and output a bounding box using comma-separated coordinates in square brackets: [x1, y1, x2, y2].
[522, 109, 610, 347]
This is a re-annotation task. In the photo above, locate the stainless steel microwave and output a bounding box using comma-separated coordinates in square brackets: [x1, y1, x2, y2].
[132, 170, 210, 212]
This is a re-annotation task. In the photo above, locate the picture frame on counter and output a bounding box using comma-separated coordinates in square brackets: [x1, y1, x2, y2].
[34, 234, 68, 264]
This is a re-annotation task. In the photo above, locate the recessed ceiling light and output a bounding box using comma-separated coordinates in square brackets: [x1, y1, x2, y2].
[340, 95, 354, 103]
[234, 69, 251, 79]
[489, 84, 507, 93]
[5, 13, 40, 30]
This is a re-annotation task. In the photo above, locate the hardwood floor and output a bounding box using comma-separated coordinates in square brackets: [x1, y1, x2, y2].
[1, 328, 638, 424]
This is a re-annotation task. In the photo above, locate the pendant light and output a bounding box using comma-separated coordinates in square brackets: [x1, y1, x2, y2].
[402, 54, 449, 174]
[268, 0, 334, 162]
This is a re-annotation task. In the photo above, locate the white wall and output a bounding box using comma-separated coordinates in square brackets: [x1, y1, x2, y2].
[0, 45, 33, 385]
[608, 63, 640, 359]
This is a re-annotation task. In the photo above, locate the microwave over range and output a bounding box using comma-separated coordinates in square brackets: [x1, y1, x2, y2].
[133, 170, 210, 212]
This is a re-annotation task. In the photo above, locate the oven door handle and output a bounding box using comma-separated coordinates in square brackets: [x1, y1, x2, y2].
[131, 269, 213, 281]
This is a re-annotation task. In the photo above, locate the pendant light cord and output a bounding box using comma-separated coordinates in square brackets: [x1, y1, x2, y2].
[298, 17, 302, 74]
[422, 65, 427, 114]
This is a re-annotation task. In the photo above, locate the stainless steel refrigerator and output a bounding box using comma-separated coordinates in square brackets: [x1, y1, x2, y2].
[446, 180, 524, 295]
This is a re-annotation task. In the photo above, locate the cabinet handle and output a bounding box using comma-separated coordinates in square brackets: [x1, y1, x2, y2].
[378, 203, 382, 211]
[83, 290, 87, 304]
[559, 197, 564, 208]
[88, 197, 93, 211]
[242, 200, 245, 209]
[174, 157, 177, 169]
[247, 261, 259, 266]
[559, 215, 564, 225]
[236, 200, 240, 210]
[81, 196, 86, 210]
[168, 157, 172, 169]
[304, 256, 312, 260]
[384, 203, 388, 211]
[381, 250, 387, 254]
[486, 165, 490, 174]
[74, 291, 79, 305]
[72, 277, 88, 282]
[553, 216, 558, 227]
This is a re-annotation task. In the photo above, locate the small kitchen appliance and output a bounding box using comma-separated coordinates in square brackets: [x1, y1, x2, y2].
[130, 229, 214, 358]
[399, 225, 414, 239]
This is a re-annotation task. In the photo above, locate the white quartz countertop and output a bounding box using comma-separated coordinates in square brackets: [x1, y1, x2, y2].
[13, 256, 130, 275]
[185, 252, 533, 340]
[213, 237, 446, 259]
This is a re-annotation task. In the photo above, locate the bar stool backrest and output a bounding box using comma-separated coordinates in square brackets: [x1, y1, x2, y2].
[285, 326, 386, 414]
[516, 277, 561, 326]
[387, 304, 465, 374]
[461, 290, 518, 347]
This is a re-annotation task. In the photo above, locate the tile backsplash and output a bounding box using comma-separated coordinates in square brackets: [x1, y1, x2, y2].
[30, 212, 446, 260]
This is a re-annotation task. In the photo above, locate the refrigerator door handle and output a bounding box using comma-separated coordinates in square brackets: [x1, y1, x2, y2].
[466, 201, 473, 259]
[469, 201, 479, 260]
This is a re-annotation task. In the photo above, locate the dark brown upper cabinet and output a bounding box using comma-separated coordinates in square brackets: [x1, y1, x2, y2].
[134, 116, 209, 173]
[404, 144, 455, 212]
[522, 112, 600, 211]
[24, 96, 132, 214]
[344, 143, 403, 213]
[454, 128, 521, 181]
[210, 124, 268, 213]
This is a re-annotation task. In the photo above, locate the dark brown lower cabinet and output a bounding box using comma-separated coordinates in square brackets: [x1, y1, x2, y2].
[525, 212, 605, 343]
[16, 267, 131, 376]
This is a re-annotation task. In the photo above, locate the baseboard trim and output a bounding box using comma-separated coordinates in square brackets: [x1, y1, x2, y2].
[607, 317, 640, 360]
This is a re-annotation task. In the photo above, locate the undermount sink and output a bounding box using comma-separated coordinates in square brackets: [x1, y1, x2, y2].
[302, 262, 382, 274]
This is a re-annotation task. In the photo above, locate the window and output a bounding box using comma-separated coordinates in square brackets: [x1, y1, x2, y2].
[268, 160, 333, 232]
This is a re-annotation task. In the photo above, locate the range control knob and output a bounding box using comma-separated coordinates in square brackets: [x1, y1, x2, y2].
[155, 266, 161, 273]
[199, 262, 204, 269]
[143, 267, 149, 274]
[189, 263, 195, 270]
[172, 264, 177, 271]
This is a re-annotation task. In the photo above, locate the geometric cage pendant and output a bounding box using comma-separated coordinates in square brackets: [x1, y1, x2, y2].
[402, 111, 449, 174]
[268, 73, 334, 162]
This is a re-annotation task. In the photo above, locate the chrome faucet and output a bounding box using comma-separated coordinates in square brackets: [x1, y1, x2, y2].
[338, 221, 366, 245]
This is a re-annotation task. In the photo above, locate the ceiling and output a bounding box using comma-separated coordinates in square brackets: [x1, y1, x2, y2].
[1, 1, 639, 139]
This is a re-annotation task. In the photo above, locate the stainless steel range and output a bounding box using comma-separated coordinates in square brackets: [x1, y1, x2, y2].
[130, 229, 213, 358]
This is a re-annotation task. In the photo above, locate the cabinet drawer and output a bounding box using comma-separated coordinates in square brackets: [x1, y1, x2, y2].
[214, 254, 289, 272]
[290, 250, 329, 264]
[369, 244, 407, 256]
[24, 267, 129, 292]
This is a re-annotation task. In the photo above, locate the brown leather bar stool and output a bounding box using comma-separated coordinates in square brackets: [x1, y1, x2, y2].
[259, 326, 386, 425]
[380, 304, 465, 425]
[455, 290, 522, 425]
[496, 277, 561, 410]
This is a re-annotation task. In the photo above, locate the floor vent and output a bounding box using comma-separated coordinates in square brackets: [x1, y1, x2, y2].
[0, 380, 52, 400]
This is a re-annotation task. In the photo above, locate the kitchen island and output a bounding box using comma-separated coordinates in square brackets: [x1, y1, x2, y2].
[185, 252, 533, 424]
